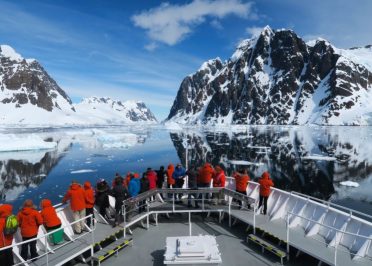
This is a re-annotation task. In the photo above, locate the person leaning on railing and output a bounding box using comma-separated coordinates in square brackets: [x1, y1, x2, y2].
[212, 165, 226, 205]
[258, 172, 274, 215]
[197, 163, 215, 202]
[173, 163, 186, 202]
[0, 204, 15, 266]
[17, 199, 43, 261]
[186, 165, 198, 208]
[233, 169, 250, 209]
[84, 181, 95, 228]
[40, 199, 63, 245]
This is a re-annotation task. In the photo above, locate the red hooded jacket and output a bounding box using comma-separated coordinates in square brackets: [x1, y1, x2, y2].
[198, 163, 215, 184]
[258, 172, 274, 197]
[40, 199, 61, 228]
[167, 164, 175, 185]
[63, 183, 86, 211]
[212, 167, 226, 188]
[17, 207, 43, 237]
[147, 170, 158, 190]
[0, 204, 14, 248]
[84, 182, 95, 208]
[234, 172, 250, 192]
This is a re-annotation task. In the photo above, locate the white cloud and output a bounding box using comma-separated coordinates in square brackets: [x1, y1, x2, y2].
[132, 0, 254, 46]
[210, 19, 223, 30]
[144, 42, 158, 51]
[245, 26, 263, 37]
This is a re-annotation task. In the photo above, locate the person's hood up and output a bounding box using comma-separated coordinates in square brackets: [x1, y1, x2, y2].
[21, 207, 34, 215]
[0, 204, 12, 218]
[84, 181, 92, 189]
[215, 166, 222, 173]
[168, 164, 174, 170]
[262, 171, 270, 179]
[70, 183, 81, 190]
[41, 199, 52, 209]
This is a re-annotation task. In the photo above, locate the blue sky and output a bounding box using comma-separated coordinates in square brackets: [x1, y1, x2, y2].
[1, 0, 372, 120]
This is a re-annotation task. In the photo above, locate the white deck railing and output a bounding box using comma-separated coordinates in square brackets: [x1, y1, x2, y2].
[0, 212, 95, 266]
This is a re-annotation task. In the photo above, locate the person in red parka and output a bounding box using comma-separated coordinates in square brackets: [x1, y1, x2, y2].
[212, 165, 226, 205]
[0, 204, 15, 266]
[62, 181, 86, 234]
[146, 168, 158, 190]
[258, 171, 274, 215]
[17, 199, 43, 261]
[40, 199, 61, 231]
[197, 163, 215, 201]
[84, 182, 95, 228]
[233, 169, 250, 209]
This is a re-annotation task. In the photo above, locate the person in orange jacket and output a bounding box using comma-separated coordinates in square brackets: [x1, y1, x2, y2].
[62, 181, 86, 234]
[84, 182, 95, 228]
[0, 204, 15, 266]
[212, 165, 226, 205]
[258, 171, 274, 215]
[40, 199, 61, 231]
[198, 163, 215, 187]
[166, 164, 175, 188]
[233, 169, 250, 209]
[17, 199, 43, 261]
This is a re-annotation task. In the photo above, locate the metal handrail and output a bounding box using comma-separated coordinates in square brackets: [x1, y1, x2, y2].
[0, 214, 95, 266]
[287, 211, 372, 241]
[290, 191, 372, 221]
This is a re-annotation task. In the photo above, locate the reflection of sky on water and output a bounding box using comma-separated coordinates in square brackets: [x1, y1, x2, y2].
[0, 126, 371, 215]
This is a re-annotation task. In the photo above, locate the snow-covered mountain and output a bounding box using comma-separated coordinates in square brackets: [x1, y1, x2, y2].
[73, 97, 157, 124]
[0, 45, 157, 126]
[166, 26, 372, 126]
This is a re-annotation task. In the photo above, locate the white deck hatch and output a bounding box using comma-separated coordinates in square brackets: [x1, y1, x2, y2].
[164, 235, 222, 265]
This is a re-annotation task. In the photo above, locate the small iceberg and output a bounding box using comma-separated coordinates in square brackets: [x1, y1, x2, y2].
[71, 169, 97, 174]
[301, 155, 336, 161]
[339, 181, 359, 187]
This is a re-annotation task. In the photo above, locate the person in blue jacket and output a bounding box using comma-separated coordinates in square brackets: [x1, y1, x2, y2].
[128, 173, 141, 197]
[173, 163, 186, 202]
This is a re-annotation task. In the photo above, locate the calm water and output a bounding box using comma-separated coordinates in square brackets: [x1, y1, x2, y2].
[1, 126, 372, 215]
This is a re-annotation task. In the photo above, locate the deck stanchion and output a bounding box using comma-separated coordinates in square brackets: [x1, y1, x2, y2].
[146, 200, 150, 229]
[189, 212, 192, 236]
[172, 193, 175, 212]
[253, 203, 256, 234]
[286, 213, 290, 261]
[45, 234, 49, 266]
[229, 196, 231, 227]
[334, 231, 338, 266]
[123, 204, 127, 238]
[202, 192, 205, 210]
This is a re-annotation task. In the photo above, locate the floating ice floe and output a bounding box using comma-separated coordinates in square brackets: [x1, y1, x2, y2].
[339, 181, 360, 187]
[227, 160, 265, 166]
[70, 169, 97, 174]
[301, 155, 336, 161]
[0, 134, 57, 152]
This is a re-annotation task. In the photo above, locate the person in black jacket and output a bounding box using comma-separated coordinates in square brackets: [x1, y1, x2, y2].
[156, 166, 166, 189]
[187, 166, 198, 208]
[95, 179, 110, 219]
[111, 177, 129, 227]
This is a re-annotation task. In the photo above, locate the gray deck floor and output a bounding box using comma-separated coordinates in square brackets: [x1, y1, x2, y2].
[76, 213, 322, 266]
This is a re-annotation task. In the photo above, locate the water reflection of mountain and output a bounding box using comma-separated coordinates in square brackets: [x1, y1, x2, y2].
[0, 128, 150, 202]
[0, 148, 69, 201]
[170, 127, 372, 200]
